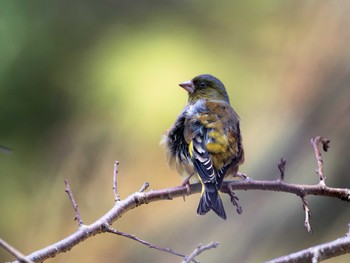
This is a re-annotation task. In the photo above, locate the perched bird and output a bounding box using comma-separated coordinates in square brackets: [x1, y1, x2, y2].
[162, 74, 244, 220]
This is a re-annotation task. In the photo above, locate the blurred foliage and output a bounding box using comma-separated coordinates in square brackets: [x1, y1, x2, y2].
[1, 0, 349, 262]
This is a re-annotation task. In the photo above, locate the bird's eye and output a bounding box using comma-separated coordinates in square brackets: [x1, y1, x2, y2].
[199, 82, 206, 88]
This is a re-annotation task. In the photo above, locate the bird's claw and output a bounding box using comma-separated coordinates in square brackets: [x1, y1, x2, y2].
[236, 172, 250, 181]
[181, 179, 191, 195]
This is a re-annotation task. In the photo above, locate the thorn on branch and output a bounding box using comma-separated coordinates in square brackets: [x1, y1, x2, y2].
[301, 197, 312, 235]
[0, 238, 33, 263]
[64, 179, 84, 226]
[183, 242, 220, 263]
[139, 182, 150, 192]
[310, 136, 330, 185]
[113, 161, 121, 202]
[277, 158, 287, 181]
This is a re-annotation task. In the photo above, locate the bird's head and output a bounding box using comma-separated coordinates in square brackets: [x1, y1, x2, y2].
[179, 74, 230, 104]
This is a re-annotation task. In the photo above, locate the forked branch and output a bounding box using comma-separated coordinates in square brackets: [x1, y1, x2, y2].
[3, 136, 349, 263]
[8, 179, 349, 263]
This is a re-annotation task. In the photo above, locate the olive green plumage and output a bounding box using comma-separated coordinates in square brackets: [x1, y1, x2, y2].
[162, 74, 244, 220]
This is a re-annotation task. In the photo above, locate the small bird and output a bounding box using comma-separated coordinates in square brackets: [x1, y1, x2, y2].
[162, 74, 244, 220]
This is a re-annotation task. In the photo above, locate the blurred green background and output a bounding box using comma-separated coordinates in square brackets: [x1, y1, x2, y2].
[1, 0, 349, 262]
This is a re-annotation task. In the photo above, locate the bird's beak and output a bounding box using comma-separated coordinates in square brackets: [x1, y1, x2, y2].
[179, 80, 195, 93]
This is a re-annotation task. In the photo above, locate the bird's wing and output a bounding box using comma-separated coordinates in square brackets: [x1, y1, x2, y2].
[190, 132, 216, 184]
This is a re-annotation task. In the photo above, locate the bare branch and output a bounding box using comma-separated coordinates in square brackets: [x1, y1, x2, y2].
[64, 179, 84, 226]
[2, 136, 346, 263]
[278, 158, 287, 181]
[222, 180, 350, 201]
[301, 197, 312, 235]
[311, 136, 330, 184]
[105, 225, 198, 262]
[0, 238, 34, 263]
[183, 242, 220, 263]
[113, 161, 121, 202]
[11, 178, 349, 263]
[266, 234, 350, 263]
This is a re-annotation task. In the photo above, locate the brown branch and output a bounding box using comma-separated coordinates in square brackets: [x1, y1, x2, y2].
[113, 161, 121, 202]
[105, 226, 198, 263]
[301, 197, 312, 235]
[0, 238, 34, 263]
[4, 136, 347, 263]
[265, 234, 350, 263]
[222, 180, 350, 201]
[11, 178, 350, 263]
[182, 242, 220, 263]
[64, 179, 84, 226]
[311, 136, 330, 185]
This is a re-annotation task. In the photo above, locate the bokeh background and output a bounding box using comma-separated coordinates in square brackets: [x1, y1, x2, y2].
[1, 0, 349, 262]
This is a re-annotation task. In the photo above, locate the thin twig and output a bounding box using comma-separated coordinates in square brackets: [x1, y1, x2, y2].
[278, 158, 287, 181]
[0, 239, 34, 263]
[113, 161, 121, 202]
[183, 242, 220, 263]
[64, 179, 84, 226]
[139, 182, 150, 192]
[105, 225, 198, 263]
[302, 197, 312, 235]
[311, 136, 330, 185]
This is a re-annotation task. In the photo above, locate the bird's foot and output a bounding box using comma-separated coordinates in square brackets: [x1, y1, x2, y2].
[236, 172, 251, 181]
[181, 179, 191, 195]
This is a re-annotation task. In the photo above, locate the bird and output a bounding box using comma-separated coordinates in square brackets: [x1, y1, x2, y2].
[162, 74, 244, 220]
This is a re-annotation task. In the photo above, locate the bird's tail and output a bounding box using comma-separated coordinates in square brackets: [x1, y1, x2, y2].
[197, 183, 227, 220]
